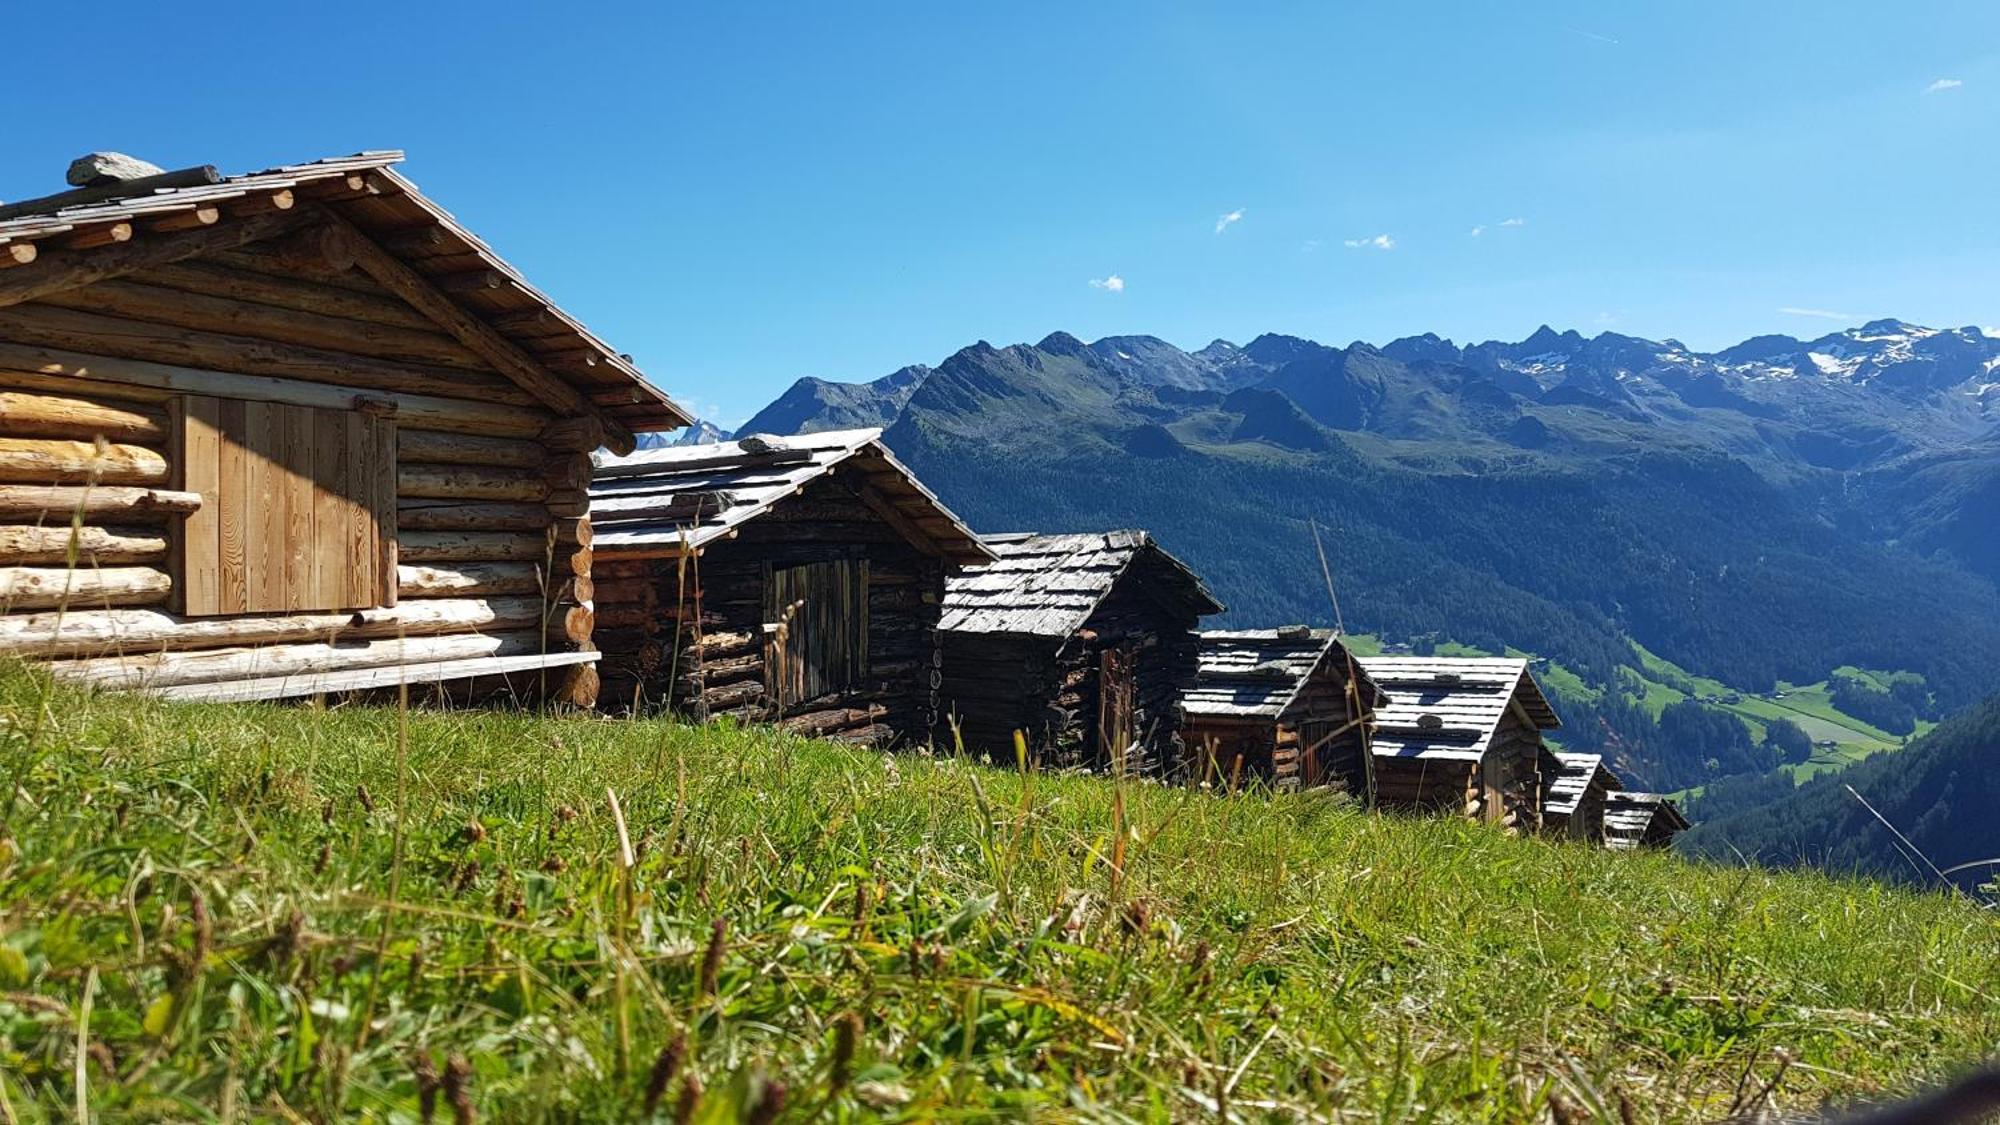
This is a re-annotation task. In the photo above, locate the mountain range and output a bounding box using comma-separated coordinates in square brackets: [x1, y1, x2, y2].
[664, 320, 2000, 793]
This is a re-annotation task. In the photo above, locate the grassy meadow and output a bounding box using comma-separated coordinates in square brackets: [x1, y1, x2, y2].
[1, 666, 1997, 1121]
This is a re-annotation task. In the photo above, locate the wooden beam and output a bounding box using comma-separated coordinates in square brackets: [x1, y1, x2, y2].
[63, 222, 133, 251]
[142, 650, 598, 705]
[0, 484, 200, 519]
[144, 206, 221, 233]
[35, 279, 488, 371]
[0, 207, 310, 310]
[3, 244, 37, 268]
[0, 343, 549, 440]
[132, 259, 436, 330]
[319, 212, 639, 454]
[0, 304, 528, 405]
[0, 595, 544, 659]
[849, 476, 945, 558]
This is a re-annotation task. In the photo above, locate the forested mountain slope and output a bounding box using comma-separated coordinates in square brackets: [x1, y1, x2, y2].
[1681, 693, 2000, 884]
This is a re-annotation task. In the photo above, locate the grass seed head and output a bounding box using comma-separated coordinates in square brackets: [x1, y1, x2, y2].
[673, 1073, 702, 1125]
[699, 917, 726, 1000]
[643, 1031, 687, 1115]
[356, 784, 375, 814]
[831, 1010, 863, 1089]
[412, 1050, 440, 1123]
[443, 1052, 475, 1124]
[745, 1074, 786, 1125]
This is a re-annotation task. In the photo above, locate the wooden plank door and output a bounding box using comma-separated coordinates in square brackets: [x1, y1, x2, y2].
[765, 558, 869, 714]
[1096, 645, 1136, 773]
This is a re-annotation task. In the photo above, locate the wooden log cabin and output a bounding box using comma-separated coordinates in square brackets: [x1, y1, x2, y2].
[1357, 656, 1563, 830]
[1541, 751, 1623, 843]
[1180, 626, 1384, 792]
[1603, 792, 1690, 850]
[588, 429, 992, 744]
[0, 151, 691, 705]
[938, 531, 1223, 773]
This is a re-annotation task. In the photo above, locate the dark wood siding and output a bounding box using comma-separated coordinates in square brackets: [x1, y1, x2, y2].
[598, 466, 945, 745]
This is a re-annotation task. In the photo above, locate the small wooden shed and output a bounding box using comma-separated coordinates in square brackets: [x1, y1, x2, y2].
[1603, 792, 1689, 850]
[1542, 752, 1624, 843]
[588, 428, 992, 744]
[1180, 626, 1383, 792]
[0, 151, 689, 705]
[937, 530, 1223, 772]
[1357, 656, 1562, 830]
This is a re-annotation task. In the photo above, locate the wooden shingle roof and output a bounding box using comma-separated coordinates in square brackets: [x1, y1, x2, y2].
[1183, 627, 1379, 719]
[1358, 656, 1560, 762]
[939, 530, 1223, 638]
[1545, 751, 1623, 818]
[590, 428, 992, 565]
[1603, 792, 1690, 849]
[0, 151, 691, 446]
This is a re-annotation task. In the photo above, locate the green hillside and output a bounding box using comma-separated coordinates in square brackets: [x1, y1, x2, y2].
[1682, 692, 2000, 887]
[3, 670, 1997, 1121]
[1345, 634, 1923, 791]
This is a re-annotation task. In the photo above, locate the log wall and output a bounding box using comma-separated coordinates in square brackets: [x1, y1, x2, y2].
[1374, 711, 1548, 829]
[1182, 719, 1277, 790]
[1182, 675, 1368, 795]
[941, 553, 1204, 775]
[1372, 757, 1479, 815]
[594, 467, 946, 744]
[0, 236, 601, 703]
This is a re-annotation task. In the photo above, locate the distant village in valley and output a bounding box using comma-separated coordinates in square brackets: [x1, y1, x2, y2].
[0, 150, 1684, 851]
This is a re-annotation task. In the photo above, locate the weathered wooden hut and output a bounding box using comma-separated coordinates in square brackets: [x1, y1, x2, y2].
[938, 531, 1223, 772]
[1542, 751, 1624, 843]
[1603, 792, 1689, 850]
[1180, 626, 1383, 792]
[0, 150, 690, 705]
[1357, 656, 1563, 830]
[588, 428, 992, 744]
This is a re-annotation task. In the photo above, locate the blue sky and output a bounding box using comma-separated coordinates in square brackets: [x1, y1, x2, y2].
[7, 2, 1997, 424]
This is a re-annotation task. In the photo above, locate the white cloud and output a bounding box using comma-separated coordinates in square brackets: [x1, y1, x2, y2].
[1215, 208, 1245, 234]
[1300, 238, 1322, 253]
[1778, 306, 1855, 321]
[1469, 225, 1484, 237]
[1499, 217, 1525, 227]
[1926, 78, 1963, 93]
[1471, 217, 1525, 237]
[1089, 274, 1125, 293]
[1563, 26, 1620, 45]
[1343, 234, 1395, 250]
